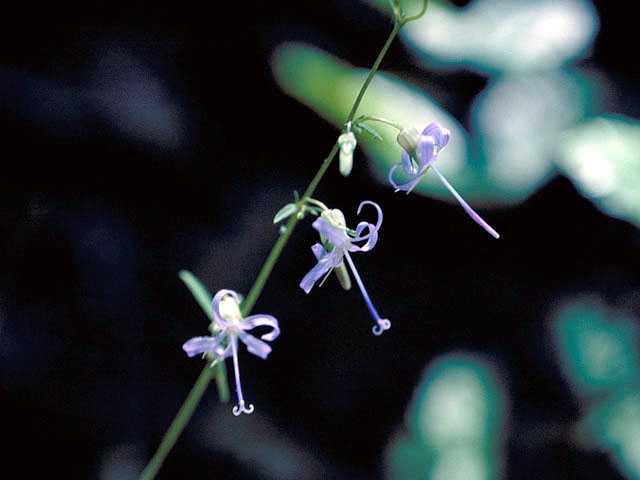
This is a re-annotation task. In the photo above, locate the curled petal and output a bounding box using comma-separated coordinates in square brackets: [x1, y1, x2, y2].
[388, 162, 404, 190]
[389, 163, 425, 193]
[212, 289, 241, 329]
[351, 223, 378, 252]
[312, 217, 349, 249]
[240, 314, 280, 341]
[182, 335, 226, 357]
[422, 122, 450, 151]
[238, 331, 273, 359]
[357, 201, 383, 232]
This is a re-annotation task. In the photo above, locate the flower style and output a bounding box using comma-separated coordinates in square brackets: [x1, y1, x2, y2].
[389, 122, 500, 239]
[300, 201, 391, 336]
[182, 289, 280, 416]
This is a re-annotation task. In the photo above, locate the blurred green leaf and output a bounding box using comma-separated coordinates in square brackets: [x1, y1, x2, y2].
[355, 122, 384, 141]
[385, 432, 431, 480]
[555, 115, 640, 228]
[365, 0, 598, 73]
[552, 300, 640, 397]
[579, 392, 640, 479]
[179, 269, 215, 321]
[272, 42, 545, 203]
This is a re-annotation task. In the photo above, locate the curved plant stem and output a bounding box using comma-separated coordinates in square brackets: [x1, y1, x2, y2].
[139, 19, 406, 480]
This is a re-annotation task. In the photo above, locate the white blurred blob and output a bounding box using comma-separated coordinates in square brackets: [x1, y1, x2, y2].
[417, 365, 489, 446]
[475, 71, 588, 195]
[89, 46, 185, 151]
[98, 443, 145, 480]
[556, 116, 640, 226]
[403, 0, 598, 73]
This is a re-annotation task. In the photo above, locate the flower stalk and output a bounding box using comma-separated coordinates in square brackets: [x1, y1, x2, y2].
[139, 16, 409, 480]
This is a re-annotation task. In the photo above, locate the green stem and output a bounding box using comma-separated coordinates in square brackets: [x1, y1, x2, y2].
[139, 362, 224, 480]
[139, 19, 406, 480]
[356, 115, 404, 132]
[347, 21, 402, 123]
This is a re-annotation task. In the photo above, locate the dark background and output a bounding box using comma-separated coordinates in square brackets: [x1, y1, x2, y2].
[1, 1, 639, 478]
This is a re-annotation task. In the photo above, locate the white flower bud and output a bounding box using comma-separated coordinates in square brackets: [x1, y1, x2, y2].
[338, 132, 357, 177]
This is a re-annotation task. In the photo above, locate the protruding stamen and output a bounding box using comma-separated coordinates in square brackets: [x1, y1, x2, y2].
[430, 165, 500, 239]
[372, 319, 391, 336]
[230, 336, 254, 415]
[344, 252, 391, 336]
[232, 401, 255, 416]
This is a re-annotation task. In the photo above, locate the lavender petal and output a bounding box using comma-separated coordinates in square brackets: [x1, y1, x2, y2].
[240, 314, 280, 341]
[416, 134, 437, 168]
[300, 249, 339, 293]
[211, 289, 241, 329]
[238, 331, 273, 359]
[422, 122, 451, 151]
[182, 335, 225, 357]
[401, 149, 417, 174]
[312, 217, 349, 249]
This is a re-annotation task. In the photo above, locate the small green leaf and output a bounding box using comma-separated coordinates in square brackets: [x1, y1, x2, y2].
[178, 269, 230, 402]
[179, 269, 214, 321]
[273, 203, 298, 224]
[356, 122, 384, 141]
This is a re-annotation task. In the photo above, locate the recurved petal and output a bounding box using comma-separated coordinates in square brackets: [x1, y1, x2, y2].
[422, 122, 451, 151]
[212, 289, 242, 329]
[240, 314, 280, 341]
[388, 162, 403, 190]
[238, 331, 273, 360]
[357, 201, 383, 231]
[182, 335, 225, 357]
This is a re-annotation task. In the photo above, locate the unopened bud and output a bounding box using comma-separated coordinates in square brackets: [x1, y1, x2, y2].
[338, 132, 357, 177]
[321, 208, 347, 231]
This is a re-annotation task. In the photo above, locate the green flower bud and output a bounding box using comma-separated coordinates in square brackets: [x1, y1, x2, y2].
[320, 208, 347, 230]
[396, 127, 419, 153]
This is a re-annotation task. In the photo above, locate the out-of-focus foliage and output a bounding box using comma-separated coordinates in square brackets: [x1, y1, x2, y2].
[473, 70, 592, 198]
[552, 299, 640, 479]
[384, 353, 507, 479]
[367, 0, 598, 74]
[552, 300, 639, 397]
[555, 116, 640, 228]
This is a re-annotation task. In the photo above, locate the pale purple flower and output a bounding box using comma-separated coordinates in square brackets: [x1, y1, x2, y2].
[183, 289, 280, 416]
[389, 122, 500, 239]
[300, 201, 391, 336]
